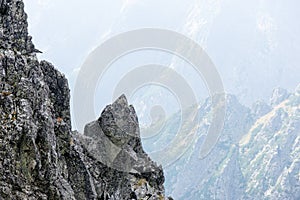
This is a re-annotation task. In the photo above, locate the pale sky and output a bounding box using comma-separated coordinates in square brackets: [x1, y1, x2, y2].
[23, 0, 300, 130]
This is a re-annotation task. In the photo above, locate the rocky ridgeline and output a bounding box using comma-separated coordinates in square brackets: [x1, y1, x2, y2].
[161, 87, 299, 199]
[0, 0, 171, 199]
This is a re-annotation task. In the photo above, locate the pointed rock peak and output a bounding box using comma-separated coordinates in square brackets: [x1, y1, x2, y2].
[0, 1, 170, 199]
[0, 0, 35, 53]
[98, 94, 140, 147]
[271, 87, 288, 95]
[270, 87, 289, 106]
[113, 94, 128, 108]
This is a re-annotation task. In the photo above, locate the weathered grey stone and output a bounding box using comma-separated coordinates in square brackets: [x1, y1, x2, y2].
[0, 0, 170, 199]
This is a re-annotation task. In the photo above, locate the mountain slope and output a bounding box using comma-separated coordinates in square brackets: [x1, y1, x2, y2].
[151, 88, 299, 199]
[239, 88, 300, 199]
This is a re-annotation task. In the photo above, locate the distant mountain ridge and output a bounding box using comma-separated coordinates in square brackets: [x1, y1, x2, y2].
[150, 85, 300, 200]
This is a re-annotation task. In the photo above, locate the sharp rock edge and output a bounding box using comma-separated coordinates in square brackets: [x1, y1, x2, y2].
[0, 0, 172, 199]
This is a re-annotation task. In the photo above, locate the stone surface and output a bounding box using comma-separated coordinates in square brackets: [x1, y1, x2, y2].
[0, 0, 171, 199]
[157, 88, 299, 199]
[270, 87, 289, 107]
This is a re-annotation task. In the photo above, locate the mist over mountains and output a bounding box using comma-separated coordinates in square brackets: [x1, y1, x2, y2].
[23, 0, 300, 114]
[147, 85, 300, 199]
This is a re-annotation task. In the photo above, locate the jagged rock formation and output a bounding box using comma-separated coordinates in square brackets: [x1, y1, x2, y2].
[270, 88, 290, 107]
[239, 89, 300, 199]
[0, 0, 170, 199]
[161, 94, 253, 199]
[251, 100, 271, 119]
[155, 88, 299, 199]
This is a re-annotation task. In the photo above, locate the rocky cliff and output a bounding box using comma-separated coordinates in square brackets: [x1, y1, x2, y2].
[0, 0, 170, 199]
[157, 88, 299, 199]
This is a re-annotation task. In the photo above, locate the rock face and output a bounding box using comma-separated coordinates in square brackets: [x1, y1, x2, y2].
[157, 90, 299, 199]
[270, 87, 289, 107]
[0, 0, 169, 199]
